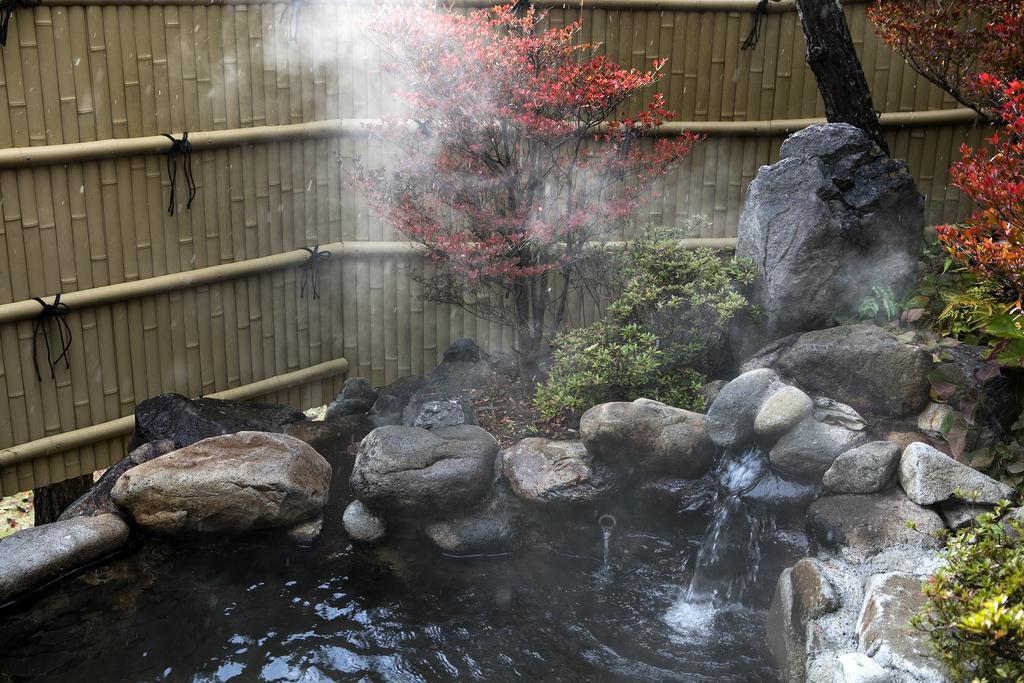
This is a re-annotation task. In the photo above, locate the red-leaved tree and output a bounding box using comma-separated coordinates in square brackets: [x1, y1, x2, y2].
[354, 3, 700, 380]
[871, 2, 1023, 315]
[937, 76, 1024, 313]
[869, 0, 1023, 114]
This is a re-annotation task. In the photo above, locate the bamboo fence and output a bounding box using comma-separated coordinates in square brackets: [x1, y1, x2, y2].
[0, 0, 988, 494]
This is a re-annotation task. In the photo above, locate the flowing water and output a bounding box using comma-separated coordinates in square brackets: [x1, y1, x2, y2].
[686, 448, 775, 605]
[0, 449, 813, 682]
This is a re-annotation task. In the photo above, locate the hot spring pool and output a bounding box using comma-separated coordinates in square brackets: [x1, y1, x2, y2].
[0, 447, 811, 682]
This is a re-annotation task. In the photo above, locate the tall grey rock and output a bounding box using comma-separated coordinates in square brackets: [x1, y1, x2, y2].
[737, 123, 924, 342]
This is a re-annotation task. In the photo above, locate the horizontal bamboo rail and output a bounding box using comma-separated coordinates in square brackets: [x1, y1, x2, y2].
[0, 120, 372, 169]
[0, 109, 981, 171]
[40, 0, 811, 8]
[0, 357, 349, 468]
[0, 238, 734, 324]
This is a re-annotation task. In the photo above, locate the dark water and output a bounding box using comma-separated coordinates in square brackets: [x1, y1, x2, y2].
[0, 453, 809, 683]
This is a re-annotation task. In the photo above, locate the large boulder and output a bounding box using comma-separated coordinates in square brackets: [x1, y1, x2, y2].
[60, 440, 177, 520]
[0, 514, 130, 604]
[130, 393, 306, 449]
[806, 489, 944, 558]
[769, 415, 868, 479]
[898, 441, 1014, 506]
[580, 398, 714, 477]
[743, 324, 932, 418]
[736, 123, 924, 341]
[349, 425, 498, 515]
[111, 431, 331, 535]
[857, 573, 946, 682]
[705, 369, 783, 450]
[502, 438, 618, 505]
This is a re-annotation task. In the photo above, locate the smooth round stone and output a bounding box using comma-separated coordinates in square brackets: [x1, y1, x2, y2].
[754, 385, 813, 437]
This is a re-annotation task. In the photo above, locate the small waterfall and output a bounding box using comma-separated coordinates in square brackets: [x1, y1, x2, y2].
[598, 514, 617, 571]
[601, 528, 611, 570]
[685, 447, 775, 605]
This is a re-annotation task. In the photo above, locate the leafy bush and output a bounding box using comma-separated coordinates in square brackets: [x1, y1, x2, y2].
[534, 224, 755, 417]
[904, 235, 1024, 369]
[913, 504, 1024, 682]
[936, 77, 1024, 323]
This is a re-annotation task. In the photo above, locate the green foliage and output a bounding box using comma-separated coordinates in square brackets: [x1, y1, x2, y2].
[534, 223, 756, 418]
[857, 285, 902, 322]
[904, 235, 1024, 369]
[914, 504, 1024, 682]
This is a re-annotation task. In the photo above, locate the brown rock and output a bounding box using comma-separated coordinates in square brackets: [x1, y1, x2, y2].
[111, 431, 331, 535]
[581, 398, 714, 477]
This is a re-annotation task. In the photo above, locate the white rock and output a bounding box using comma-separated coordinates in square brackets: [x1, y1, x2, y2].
[832, 652, 891, 683]
[898, 442, 1014, 506]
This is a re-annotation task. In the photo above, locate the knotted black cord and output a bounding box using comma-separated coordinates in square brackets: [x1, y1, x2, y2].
[0, 0, 40, 48]
[31, 294, 72, 382]
[741, 0, 770, 50]
[282, 0, 305, 43]
[300, 243, 331, 300]
[162, 132, 197, 216]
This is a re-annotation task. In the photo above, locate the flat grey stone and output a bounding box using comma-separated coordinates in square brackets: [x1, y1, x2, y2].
[0, 514, 129, 605]
[823, 441, 901, 494]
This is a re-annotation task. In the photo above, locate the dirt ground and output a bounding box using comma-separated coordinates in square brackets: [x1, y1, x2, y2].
[0, 491, 33, 539]
[470, 379, 573, 448]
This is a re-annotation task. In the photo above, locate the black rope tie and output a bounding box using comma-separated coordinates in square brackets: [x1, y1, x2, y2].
[741, 0, 770, 50]
[31, 294, 72, 382]
[0, 0, 40, 48]
[300, 243, 331, 300]
[162, 132, 197, 216]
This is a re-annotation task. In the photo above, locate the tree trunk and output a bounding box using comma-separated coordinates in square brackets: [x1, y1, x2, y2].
[795, 0, 889, 154]
[33, 474, 93, 525]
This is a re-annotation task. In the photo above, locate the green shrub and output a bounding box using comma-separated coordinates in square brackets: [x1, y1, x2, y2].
[534, 224, 756, 418]
[905, 235, 1024, 367]
[913, 504, 1024, 682]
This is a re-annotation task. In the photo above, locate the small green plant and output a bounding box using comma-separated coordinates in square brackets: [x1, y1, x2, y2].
[534, 223, 756, 418]
[857, 285, 901, 322]
[913, 503, 1024, 682]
